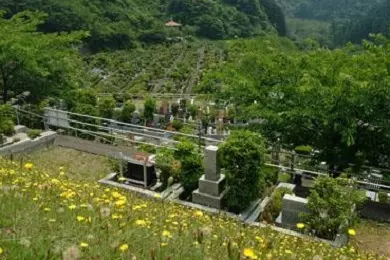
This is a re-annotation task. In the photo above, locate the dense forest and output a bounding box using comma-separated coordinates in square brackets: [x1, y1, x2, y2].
[276, 0, 389, 47]
[0, 0, 286, 51]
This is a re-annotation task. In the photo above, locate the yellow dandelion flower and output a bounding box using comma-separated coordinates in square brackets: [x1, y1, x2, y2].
[195, 210, 203, 217]
[160, 242, 168, 247]
[43, 207, 51, 212]
[68, 204, 77, 210]
[348, 229, 356, 236]
[162, 230, 172, 238]
[79, 242, 89, 248]
[49, 219, 56, 222]
[119, 244, 129, 252]
[76, 216, 86, 222]
[32, 197, 38, 201]
[51, 178, 60, 184]
[132, 205, 142, 210]
[243, 248, 258, 259]
[285, 249, 293, 254]
[59, 166, 64, 171]
[135, 219, 147, 226]
[24, 163, 33, 170]
[112, 191, 121, 198]
[112, 214, 122, 220]
[0, 247, 3, 255]
[59, 171, 65, 176]
[154, 193, 161, 198]
[297, 223, 305, 229]
[115, 199, 126, 207]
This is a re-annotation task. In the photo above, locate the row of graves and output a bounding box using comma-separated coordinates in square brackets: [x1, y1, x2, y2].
[140, 99, 231, 136]
[100, 143, 390, 248]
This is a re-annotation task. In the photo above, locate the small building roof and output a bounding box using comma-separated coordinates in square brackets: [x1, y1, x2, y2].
[165, 20, 182, 27]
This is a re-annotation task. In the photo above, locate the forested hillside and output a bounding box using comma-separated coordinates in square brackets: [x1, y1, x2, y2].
[0, 0, 285, 52]
[277, 0, 385, 47]
[333, 0, 390, 45]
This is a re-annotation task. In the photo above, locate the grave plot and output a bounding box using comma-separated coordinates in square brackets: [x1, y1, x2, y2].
[257, 176, 369, 247]
[0, 125, 57, 157]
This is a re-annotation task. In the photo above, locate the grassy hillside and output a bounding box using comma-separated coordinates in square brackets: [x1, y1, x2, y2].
[0, 157, 384, 259]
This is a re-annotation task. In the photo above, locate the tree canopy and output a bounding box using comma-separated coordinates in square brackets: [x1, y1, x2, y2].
[200, 35, 390, 170]
[0, 11, 87, 103]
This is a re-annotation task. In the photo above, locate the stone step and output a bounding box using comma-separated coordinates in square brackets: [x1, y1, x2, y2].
[245, 197, 270, 223]
[240, 198, 262, 221]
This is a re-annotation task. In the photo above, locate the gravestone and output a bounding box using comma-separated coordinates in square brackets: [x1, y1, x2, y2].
[275, 194, 309, 228]
[192, 145, 226, 209]
[119, 153, 157, 187]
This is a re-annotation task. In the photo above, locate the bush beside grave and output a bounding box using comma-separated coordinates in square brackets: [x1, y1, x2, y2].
[27, 129, 42, 139]
[174, 140, 203, 198]
[278, 172, 292, 183]
[294, 145, 313, 155]
[138, 144, 156, 154]
[155, 147, 180, 188]
[219, 130, 265, 213]
[260, 187, 293, 223]
[301, 176, 366, 240]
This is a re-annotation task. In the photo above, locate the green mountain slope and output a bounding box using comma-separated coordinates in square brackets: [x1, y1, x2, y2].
[333, 0, 390, 44]
[0, 0, 286, 51]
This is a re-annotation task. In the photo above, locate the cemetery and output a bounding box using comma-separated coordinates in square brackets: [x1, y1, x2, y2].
[0, 101, 389, 258]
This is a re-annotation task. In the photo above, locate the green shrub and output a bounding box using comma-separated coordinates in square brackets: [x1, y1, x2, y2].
[262, 165, 279, 185]
[27, 129, 41, 139]
[219, 130, 265, 213]
[138, 144, 156, 154]
[143, 96, 156, 124]
[121, 100, 136, 123]
[278, 173, 292, 183]
[155, 148, 180, 188]
[108, 158, 121, 174]
[260, 187, 293, 222]
[174, 141, 203, 196]
[302, 176, 366, 240]
[172, 119, 183, 131]
[378, 192, 389, 204]
[0, 119, 14, 136]
[98, 96, 116, 119]
[294, 145, 313, 155]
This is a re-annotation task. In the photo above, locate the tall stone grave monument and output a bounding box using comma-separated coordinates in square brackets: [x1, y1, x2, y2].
[192, 145, 226, 209]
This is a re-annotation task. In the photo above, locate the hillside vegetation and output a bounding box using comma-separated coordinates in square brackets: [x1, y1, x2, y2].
[0, 158, 384, 259]
[0, 0, 285, 52]
[276, 0, 386, 47]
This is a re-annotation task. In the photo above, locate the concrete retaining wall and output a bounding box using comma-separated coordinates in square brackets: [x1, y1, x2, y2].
[360, 200, 390, 222]
[54, 135, 136, 158]
[0, 131, 57, 156]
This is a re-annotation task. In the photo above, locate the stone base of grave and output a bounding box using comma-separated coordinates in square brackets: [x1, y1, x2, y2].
[198, 174, 226, 197]
[192, 189, 227, 209]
